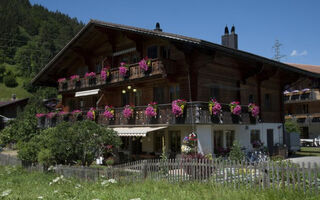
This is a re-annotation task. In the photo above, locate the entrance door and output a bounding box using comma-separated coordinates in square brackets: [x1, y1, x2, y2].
[300, 127, 309, 139]
[267, 129, 274, 155]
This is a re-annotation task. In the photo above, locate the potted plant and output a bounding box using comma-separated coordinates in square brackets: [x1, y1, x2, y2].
[119, 62, 130, 79]
[208, 99, 222, 124]
[86, 107, 96, 121]
[58, 78, 68, 90]
[172, 99, 187, 124]
[59, 111, 69, 122]
[101, 66, 111, 83]
[145, 102, 157, 124]
[103, 105, 115, 125]
[72, 110, 82, 121]
[139, 57, 152, 76]
[85, 72, 96, 86]
[248, 103, 260, 124]
[46, 112, 57, 127]
[123, 104, 135, 124]
[70, 75, 81, 88]
[252, 140, 263, 149]
[229, 101, 241, 124]
[36, 113, 46, 128]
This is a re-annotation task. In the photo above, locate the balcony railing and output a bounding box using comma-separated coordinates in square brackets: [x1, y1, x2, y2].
[284, 89, 320, 103]
[38, 102, 257, 128]
[285, 113, 320, 124]
[58, 58, 173, 92]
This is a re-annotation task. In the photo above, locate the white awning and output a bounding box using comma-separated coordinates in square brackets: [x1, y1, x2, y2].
[112, 127, 167, 137]
[75, 89, 100, 97]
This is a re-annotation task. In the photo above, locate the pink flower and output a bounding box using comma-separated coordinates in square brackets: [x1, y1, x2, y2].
[85, 72, 96, 78]
[139, 58, 149, 71]
[58, 78, 66, 83]
[123, 105, 134, 119]
[59, 111, 68, 116]
[72, 110, 82, 115]
[232, 105, 242, 115]
[46, 112, 57, 119]
[70, 75, 80, 80]
[119, 66, 128, 76]
[145, 106, 157, 117]
[172, 99, 186, 117]
[86, 107, 96, 120]
[103, 105, 115, 120]
[101, 70, 107, 80]
[106, 145, 113, 149]
[251, 105, 260, 117]
[212, 103, 222, 115]
[36, 113, 45, 118]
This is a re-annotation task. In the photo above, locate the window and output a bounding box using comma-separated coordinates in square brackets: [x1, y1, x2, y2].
[153, 87, 165, 104]
[121, 92, 129, 106]
[169, 85, 180, 102]
[160, 46, 170, 59]
[249, 94, 254, 103]
[250, 130, 260, 144]
[214, 130, 223, 153]
[170, 131, 181, 154]
[303, 104, 309, 114]
[210, 87, 220, 101]
[134, 89, 142, 106]
[154, 131, 165, 152]
[264, 93, 271, 109]
[225, 130, 235, 148]
[147, 46, 158, 59]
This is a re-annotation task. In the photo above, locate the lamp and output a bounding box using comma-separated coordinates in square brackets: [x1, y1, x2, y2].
[127, 85, 132, 90]
[133, 88, 137, 92]
[122, 90, 126, 94]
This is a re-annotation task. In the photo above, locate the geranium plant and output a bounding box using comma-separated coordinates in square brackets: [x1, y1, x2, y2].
[229, 101, 241, 116]
[145, 102, 157, 117]
[208, 99, 222, 115]
[36, 113, 46, 118]
[119, 62, 129, 76]
[122, 105, 134, 119]
[87, 107, 96, 120]
[57, 78, 66, 83]
[248, 103, 260, 118]
[172, 99, 186, 117]
[46, 112, 57, 119]
[70, 75, 80, 81]
[58, 111, 69, 116]
[85, 72, 96, 78]
[103, 105, 115, 120]
[139, 57, 152, 72]
[101, 66, 110, 81]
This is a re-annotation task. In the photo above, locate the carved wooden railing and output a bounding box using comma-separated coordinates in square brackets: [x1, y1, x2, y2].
[39, 102, 255, 128]
[284, 89, 320, 102]
[58, 58, 171, 92]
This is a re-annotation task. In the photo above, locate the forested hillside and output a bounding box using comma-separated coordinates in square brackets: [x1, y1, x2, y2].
[0, 0, 83, 100]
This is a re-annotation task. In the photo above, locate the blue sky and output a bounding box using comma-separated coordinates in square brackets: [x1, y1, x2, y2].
[30, 0, 320, 65]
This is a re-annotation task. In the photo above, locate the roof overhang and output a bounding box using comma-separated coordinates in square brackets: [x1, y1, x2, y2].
[112, 126, 167, 137]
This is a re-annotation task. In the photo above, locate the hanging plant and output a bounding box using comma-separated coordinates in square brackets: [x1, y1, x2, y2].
[171, 99, 186, 117]
[35, 113, 46, 118]
[248, 103, 260, 118]
[57, 78, 67, 83]
[139, 57, 152, 72]
[229, 101, 241, 116]
[87, 107, 96, 120]
[101, 66, 111, 81]
[70, 75, 80, 81]
[145, 102, 157, 117]
[122, 105, 134, 119]
[85, 72, 96, 78]
[119, 62, 129, 77]
[208, 99, 222, 115]
[103, 105, 115, 120]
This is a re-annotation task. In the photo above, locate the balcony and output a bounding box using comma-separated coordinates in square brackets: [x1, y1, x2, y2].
[285, 113, 320, 124]
[284, 89, 320, 103]
[58, 58, 173, 92]
[38, 102, 255, 128]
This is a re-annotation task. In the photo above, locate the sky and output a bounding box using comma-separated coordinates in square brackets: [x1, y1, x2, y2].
[29, 0, 320, 65]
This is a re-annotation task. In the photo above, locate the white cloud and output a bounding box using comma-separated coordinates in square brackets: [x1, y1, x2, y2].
[290, 50, 308, 56]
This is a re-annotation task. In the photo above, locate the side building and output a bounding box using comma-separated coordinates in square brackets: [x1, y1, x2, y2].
[32, 20, 319, 159]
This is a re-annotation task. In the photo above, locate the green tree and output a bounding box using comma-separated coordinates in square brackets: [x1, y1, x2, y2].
[285, 119, 301, 134]
[229, 141, 245, 163]
[3, 75, 18, 87]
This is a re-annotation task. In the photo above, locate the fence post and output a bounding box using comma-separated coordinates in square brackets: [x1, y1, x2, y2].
[142, 160, 147, 180]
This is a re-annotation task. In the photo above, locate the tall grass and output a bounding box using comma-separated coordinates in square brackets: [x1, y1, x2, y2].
[0, 166, 318, 200]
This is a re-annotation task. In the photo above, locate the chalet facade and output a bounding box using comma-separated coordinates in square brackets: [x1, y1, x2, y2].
[32, 20, 319, 159]
[284, 64, 320, 139]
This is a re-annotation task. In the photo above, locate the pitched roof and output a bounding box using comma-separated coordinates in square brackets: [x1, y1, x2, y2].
[286, 63, 320, 74]
[0, 98, 29, 108]
[31, 20, 320, 85]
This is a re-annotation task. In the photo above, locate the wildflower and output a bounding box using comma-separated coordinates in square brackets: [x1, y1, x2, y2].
[0, 189, 12, 197]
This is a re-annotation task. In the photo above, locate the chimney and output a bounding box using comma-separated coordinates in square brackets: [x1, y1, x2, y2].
[221, 25, 238, 49]
[154, 22, 162, 32]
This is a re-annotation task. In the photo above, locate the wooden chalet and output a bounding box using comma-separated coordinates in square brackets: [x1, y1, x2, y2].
[32, 20, 320, 159]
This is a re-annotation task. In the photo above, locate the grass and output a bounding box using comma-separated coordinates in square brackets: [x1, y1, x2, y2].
[296, 147, 320, 157]
[0, 63, 32, 101]
[0, 166, 319, 200]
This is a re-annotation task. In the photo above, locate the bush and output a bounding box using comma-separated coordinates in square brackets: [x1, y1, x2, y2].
[37, 148, 55, 167]
[17, 135, 42, 163]
[285, 119, 300, 134]
[4, 75, 18, 87]
[229, 141, 245, 162]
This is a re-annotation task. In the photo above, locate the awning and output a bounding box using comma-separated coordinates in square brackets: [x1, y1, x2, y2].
[112, 127, 167, 137]
[75, 89, 100, 97]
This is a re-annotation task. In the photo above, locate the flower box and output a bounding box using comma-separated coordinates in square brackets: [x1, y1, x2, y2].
[231, 114, 240, 124]
[248, 103, 259, 124]
[208, 99, 222, 124]
[119, 62, 130, 79]
[139, 57, 152, 76]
